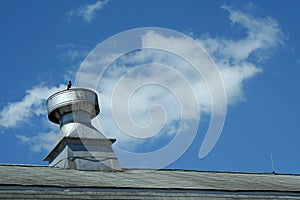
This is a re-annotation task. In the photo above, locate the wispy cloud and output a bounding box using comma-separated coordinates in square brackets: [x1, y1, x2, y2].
[0, 85, 65, 128]
[201, 5, 284, 63]
[57, 43, 89, 61]
[197, 5, 284, 103]
[56, 43, 90, 88]
[68, 0, 109, 23]
[16, 131, 58, 152]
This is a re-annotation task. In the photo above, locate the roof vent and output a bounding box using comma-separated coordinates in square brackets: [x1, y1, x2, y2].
[44, 88, 121, 171]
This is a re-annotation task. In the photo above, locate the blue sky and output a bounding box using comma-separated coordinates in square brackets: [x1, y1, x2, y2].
[0, 0, 299, 173]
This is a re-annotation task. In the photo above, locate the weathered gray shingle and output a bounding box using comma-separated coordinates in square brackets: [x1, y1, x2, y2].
[0, 164, 299, 199]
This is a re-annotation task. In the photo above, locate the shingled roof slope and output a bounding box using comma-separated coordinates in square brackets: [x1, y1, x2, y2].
[0, 164, 299, 199]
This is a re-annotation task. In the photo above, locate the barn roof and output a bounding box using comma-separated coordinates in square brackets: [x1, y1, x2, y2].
[0, 164, 300, 199]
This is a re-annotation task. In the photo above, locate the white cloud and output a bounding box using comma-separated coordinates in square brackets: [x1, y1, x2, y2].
[16, 131, 58, 152]
[57, 43, 89, 61]
[195, 5, 284, 103]
[201, 5, 284, 63]
[218, 63, 261, 104]
[68, 0, 109, 23]
[0, 84, 65, 152]
[78, 6, 283, 153]
[0, 85, 65, 128]
[1, 5, 284, 156]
